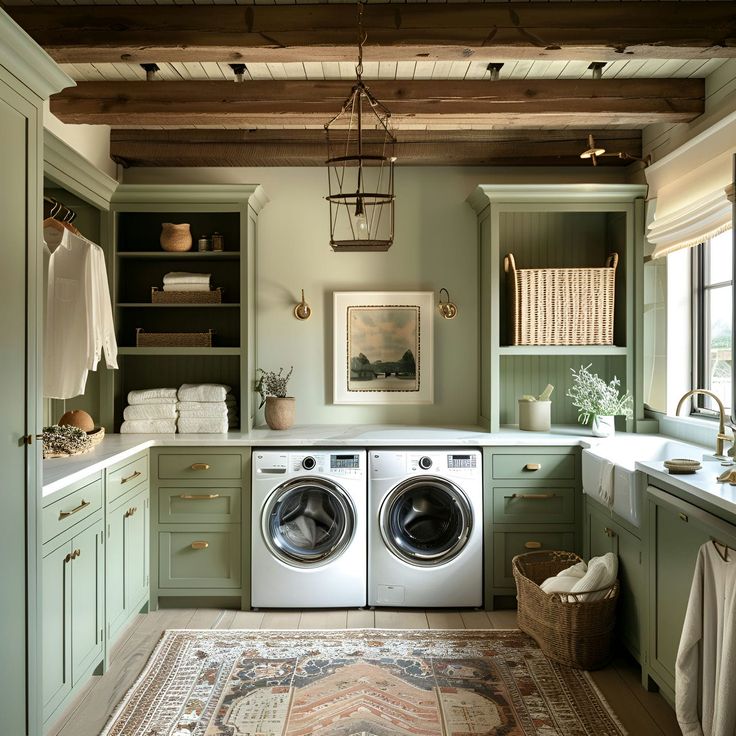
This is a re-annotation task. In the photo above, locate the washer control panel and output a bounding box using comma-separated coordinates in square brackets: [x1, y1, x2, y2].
[370, 450, 481, 479]
[254, 451, 365, 478]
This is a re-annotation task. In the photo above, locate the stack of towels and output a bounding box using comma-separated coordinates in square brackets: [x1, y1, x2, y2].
[163, 272, 211, 292]
[539, 552, 618, 602]
[177, 383, 238, 433]
[120, 388, 178, 434]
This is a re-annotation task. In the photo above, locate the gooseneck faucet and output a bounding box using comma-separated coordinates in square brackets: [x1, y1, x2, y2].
[675, 389, 734, 458]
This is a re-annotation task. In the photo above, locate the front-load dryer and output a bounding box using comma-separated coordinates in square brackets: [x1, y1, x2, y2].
[369, 449, 482, 607]
[252, 449, 366, 608]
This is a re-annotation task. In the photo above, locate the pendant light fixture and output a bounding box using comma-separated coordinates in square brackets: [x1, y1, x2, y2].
[325, 3, 397, 252]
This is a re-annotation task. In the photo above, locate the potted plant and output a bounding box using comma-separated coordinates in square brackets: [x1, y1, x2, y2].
[256, 367, 295, 430]
[566, 364, 633, 437]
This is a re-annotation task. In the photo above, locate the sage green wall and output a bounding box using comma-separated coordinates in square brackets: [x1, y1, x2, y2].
[124, 166, 628, 426]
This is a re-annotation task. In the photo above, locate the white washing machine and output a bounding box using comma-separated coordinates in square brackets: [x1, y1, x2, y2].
[252, 449, 367, 608]
[369, 449, 483, 608]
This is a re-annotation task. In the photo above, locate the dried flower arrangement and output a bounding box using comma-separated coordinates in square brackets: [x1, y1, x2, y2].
[42, 424, 93, 458]
[566, 364, 633, 425]
[256, 367, 294, 409]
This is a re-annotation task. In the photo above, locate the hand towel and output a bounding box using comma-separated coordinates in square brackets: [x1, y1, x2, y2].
[176, 402, 228, 418]
[127, 388, 178, 404]
[570, 552, 618, 602]
[124, 403, 177, 420]
[178, 383, 231, 403]
[177, 416, 229, 434]
[163, 272, 211, 285]
[598, 459, 615, 509]
[120, 419, 177, 434]
[162, 283, 211, 292]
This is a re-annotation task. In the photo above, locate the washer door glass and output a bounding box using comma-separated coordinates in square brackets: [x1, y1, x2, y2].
[381, 477, 472, 566]
[264, 478, 355, 566]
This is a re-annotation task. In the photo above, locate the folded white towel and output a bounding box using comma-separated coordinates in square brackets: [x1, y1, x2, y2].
[120, 419, 177, 434]
[163, 272, 211, 285]
[124, 404, 177, 420]
[177, 417, 228, 434]
[178, 383, 231, 403]
[127, 388, 178, 404]
[177, 403, 228, 418]
[162, 283, 211, 292]
[598, 459, 615, 509]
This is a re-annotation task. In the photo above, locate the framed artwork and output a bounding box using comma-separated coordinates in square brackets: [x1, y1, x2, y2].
[333, 291, 434, 404]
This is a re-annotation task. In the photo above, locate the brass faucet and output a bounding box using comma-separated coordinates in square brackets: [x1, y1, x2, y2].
[675, 389, 734, 458]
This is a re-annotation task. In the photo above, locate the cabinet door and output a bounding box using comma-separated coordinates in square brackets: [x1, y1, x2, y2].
[71, 524, 104, 684]
[615, 524, 644, 662]
[584, 501, 616, 560]
[125, 487, 150, 612]
[42, 540, 72, 723]
[106, 499, 127, 644]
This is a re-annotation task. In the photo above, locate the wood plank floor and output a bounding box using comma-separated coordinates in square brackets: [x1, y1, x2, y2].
[49, 607, 682, 736]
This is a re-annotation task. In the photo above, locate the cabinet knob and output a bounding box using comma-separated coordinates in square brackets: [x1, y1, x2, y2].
[524, 541, 542, 550]
[603, 527, 617, 538]
[679, 512, 689, 523]
[524, 463, 542, 471]
[125, 507, 137, 518]
[191, 541, 209, 550]
[191, 463, 211, 471]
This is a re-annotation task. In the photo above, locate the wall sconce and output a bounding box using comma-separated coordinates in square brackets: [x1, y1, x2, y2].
[294, 289, 312, 320]
[438, 288, 458, 320]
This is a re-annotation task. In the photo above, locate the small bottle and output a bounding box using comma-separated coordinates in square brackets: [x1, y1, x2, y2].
[212, 232, 225, 252]
[197, 235, 210, 252]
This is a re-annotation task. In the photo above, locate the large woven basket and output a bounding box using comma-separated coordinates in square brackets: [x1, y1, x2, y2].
[512, 550, 619, 670]
[504, 253, 618, 345]
[151, 287, 223, 304]
[136, 328, 214, 348]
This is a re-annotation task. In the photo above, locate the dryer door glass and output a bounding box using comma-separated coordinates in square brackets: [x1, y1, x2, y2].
[265, 479, 355, 566]
[381, 478, 472, 566]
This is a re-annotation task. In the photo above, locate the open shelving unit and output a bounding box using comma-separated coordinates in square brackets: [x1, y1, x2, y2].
[468, 184, 650, 433]
[101, 185, 267, 431]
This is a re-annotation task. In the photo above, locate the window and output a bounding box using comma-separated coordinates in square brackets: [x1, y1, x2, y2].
[693, 229, 733, 415]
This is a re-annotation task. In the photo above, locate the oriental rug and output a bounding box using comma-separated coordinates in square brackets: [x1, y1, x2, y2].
[100, 629, 626, 736]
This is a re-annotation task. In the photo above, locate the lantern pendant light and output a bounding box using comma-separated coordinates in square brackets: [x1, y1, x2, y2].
[325, 3, 397, 252]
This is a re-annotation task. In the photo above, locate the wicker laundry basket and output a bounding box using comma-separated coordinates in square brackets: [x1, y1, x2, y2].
[504, 253, 618, 345]
[512, 550, 619, 670]
[136, 328, 214, 348]
[151, 287, 223, 304]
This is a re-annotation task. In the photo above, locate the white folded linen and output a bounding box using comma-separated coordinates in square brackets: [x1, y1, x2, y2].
[177, 403, 228, 418]
[598, 459, 615, 509]
[178, 383, 231, 403]
[163, 272, 211, 285]
[127, 388, 178, 404]
[120, 419, 177, 434]
[177, 417, 228, 434]
[162, 283, 211, 292]
[124, 403, 177, 420]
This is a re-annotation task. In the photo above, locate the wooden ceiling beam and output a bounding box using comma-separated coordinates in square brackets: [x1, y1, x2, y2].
[8, 3, 736, 63]
[50, 79, 703, 127]
[110, 128, 642, 167]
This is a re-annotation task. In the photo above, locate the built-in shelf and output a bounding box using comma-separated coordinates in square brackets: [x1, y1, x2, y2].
[118, 347, 241, 356]
[118, 303, 240, 308]
[498, 345, 628, 357]
[117, 251, 240, 260]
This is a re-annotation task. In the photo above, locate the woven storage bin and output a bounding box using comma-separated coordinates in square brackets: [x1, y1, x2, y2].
[136, 328, 213, 348]
[512, 550, 619, 670]
[504, 253, 618, 345]
[151, 287, 223, 304]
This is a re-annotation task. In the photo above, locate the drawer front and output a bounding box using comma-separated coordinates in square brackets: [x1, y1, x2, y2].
[159, 529, 241, 589]
[493, 530, 576, 589]
[159, 488, 241, 524]
[107, 454, 149, 505]
[492, 453, 576, 481]
[157, 453, 242, 481]
[42, 478, 103, 544]
[492, 487, 576, 525]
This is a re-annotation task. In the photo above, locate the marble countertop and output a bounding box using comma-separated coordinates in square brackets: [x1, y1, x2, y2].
[42, 424, 594, 496]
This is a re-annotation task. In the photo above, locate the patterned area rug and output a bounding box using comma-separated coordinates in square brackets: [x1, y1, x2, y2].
[101, 629, 626, 736]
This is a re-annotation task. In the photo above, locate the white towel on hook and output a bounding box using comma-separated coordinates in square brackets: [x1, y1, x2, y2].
[178, 383, 231, 403]
[127, 388, 178, 404]
[120, 419, 177, 434]
[177, 417, 229, 434]
[123, 404, 177, 420]
[598, 459, 615, 509]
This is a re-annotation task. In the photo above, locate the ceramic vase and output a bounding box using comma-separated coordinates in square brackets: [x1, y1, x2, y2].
[264, 396, 295, 430]
[591, 415, 616, 438]
[160, 222, 192, 252]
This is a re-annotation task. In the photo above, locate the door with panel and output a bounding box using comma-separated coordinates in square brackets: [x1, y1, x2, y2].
[125, 487, 150, 614]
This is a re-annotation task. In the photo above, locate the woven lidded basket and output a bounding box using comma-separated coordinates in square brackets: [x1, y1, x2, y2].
[151, 287, 223, 304]
[512, 550, 619, 670]
[136, 328, 214, 348]
[504, 253, 618, 346]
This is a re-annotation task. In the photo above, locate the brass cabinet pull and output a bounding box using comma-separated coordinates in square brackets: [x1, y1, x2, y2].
[191, 463, 211, 471]
[64, 552, 73, 564]
[70, 549, 81, 560]
[58, 499, 90, 520]
[679, 512, 689, 523]
[191, 540, 209, 550]
[124, 507, 137, 518]
[604, 527, 617, 538]
[179, 493, 221, 500]
[506, 493, 556, 500]
[524, 463, 542, 471]
[524, 541, 543, 550]
[121, 470, 142, 484]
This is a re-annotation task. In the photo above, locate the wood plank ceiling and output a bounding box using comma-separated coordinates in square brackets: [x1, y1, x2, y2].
[5, 1, 734, 166]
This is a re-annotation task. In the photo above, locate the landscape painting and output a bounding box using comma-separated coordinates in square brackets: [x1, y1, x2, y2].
[333, 292, 434, 405]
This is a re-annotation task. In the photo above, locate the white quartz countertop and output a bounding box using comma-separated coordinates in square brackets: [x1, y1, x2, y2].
[42, 424, 593, 496]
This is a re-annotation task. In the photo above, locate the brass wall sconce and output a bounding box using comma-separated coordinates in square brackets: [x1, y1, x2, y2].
[294, 289, 312, 320]
[438, 288, 458, 319]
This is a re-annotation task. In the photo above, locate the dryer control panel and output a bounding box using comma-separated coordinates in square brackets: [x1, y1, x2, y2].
[254, 451, 365, 478]
[370, 449, 482, 479]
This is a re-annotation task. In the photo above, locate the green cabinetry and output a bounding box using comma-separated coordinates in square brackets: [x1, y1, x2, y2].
[484, 446, 581, 609]
[150, 447, 250, 610]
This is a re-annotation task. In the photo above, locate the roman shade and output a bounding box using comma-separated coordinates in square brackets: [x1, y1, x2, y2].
[646, 112, 736, 259]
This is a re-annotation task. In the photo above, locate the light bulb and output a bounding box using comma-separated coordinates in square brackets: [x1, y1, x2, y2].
[354, 197, 368, 238]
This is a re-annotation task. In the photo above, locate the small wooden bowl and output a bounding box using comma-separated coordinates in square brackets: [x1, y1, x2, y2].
[86, 427, 105, 447]
[664, 458, 702, 474]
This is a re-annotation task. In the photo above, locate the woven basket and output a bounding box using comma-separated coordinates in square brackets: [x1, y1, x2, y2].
[87, 426, 105, 446]
[504, 253, 618, 345]
[512, 550, 619, 670]
[160, 223, 192, 252]
[151, 287, 223, 304]
[136, 328, 214, 348]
